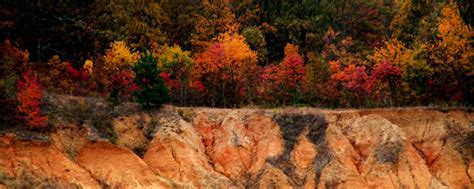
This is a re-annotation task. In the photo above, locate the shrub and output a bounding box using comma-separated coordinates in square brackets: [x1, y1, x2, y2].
[133, 50, 169, 108]
[16, 71, 48, 129]
[41, 55, 77, 94]
[108, 71, 138, 105]
[66, 64, 91, 96]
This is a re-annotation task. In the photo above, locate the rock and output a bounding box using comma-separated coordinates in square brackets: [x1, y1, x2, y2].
[291, 134, 317, 176]
[0, 135, 100, 188]
[143, 118, 234, 188]
[193, 110, 284, 183]
[252, 165, 294, 189]
[2, 107, 473, 188]
[429, 140, 471, 188]
[468, 161, 474, 183]
[113, 114, 149, 151]
[345, 114, 406, 160]
[49, 125, 89, 160]
[199, 111, 254, 180]
[77, 141, 171, 188]
[319, 124, 366, 188]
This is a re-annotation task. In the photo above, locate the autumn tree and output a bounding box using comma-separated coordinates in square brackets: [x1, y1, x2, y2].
[303, 52, 337, 106]
[16, 71, 48, 129]
[371, 38, 433, 104]
[279, 44, 306, 104]
[159, 0, 204, 49]
[0, 40, 29, 98]
[370, 60, 401, 105]
[190, 0, 240, 51]
[88, 1, 167, 53]
[322, 28, 373, 106]
[99, 41, 139, 102]
[157, 45, 194, 105]
[330, 61, 365, 106]
[242, 27, 268, 64]
[41, 55, 76, 94]
[0, 40, 29, 127]
[66, 64, 91, 96]
[260, 44, 305, 105]
[390, 0, 440, 46]
[194, 33, 258, 107]
[429, 4, 473, 103]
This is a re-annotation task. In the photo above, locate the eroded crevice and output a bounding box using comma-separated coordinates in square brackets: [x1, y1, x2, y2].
[313, 143, 333, 186]
[404, 154, 420, 189]
[270, 111, 330, 187]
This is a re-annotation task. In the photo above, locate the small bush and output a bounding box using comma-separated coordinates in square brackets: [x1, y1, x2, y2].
[16, 71, 48, 129]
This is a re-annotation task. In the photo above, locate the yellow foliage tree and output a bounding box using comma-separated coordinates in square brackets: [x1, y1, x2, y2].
[83, 60, 93, 76]
[371, 38, 433, 103]
[104, 41, 139, 72]
[98, 41, 139, 93]
[430, 4, 473, 74]
[429, 4, 473, 101]
[194, 32, 258, 106]
[371, 38, 408, 67]
[157, 45, 193, 105]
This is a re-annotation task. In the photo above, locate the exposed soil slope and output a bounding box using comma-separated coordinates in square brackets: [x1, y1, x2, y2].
[0, 106, 472, 188]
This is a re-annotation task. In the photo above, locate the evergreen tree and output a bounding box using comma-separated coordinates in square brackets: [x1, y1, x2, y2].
[133, 50, 169, 108]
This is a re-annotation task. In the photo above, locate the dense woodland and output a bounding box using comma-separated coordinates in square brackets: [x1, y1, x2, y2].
[0, 0, 473, 129]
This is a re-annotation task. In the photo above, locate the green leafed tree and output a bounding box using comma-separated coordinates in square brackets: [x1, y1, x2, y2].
[133, 50, 169, 108]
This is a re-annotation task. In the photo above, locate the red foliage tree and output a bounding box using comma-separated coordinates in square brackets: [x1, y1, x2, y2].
[16, 71, 48, 129]
[280, 55, 305, 90]
[259, 44, 305, 104]
[330, 61, 375, 106]
[193, 33, 258, 106]
[370, 60, 401, 104]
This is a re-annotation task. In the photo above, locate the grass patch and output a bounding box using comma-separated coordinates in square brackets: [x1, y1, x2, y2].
[43, 93, 140, 143]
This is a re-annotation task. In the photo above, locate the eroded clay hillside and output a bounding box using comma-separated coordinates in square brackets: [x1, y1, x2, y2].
[0, 104, 473, 188]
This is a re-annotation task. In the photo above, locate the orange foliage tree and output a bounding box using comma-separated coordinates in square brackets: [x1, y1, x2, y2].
[429, 4, 473, 102]
[42, 55, 74, 94]
[16, 71, 48, 129]
[194, 33, 258, 106]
